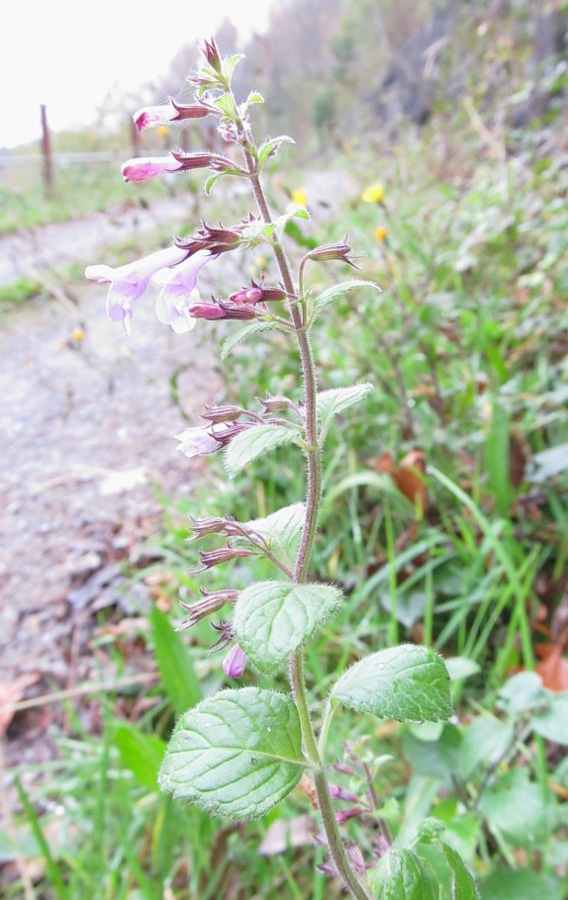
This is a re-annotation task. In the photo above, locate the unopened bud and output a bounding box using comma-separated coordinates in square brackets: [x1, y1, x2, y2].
[304, 238, 359, 269]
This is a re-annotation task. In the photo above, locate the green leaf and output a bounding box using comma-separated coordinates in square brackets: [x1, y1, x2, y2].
[497, 671, 545, 713]
[220, 321, 276, 359]
[233, 581, 342, 672]
[375, 849, 437, 899]
[443, 657, 481, 682]
[532, 692, 568, 744]
[331, 644, 452, 723]
[159, 687, 305, 819]
[313, 279, 381, 312]
[272, 205, 309, 243]
[459, 717, 514, 780]
[402, 724, 462, 778]
[150, 606, 202, 716]
[225, 424, 297, 477]
[258, 134, 294, 167]
[115, 724, 166, 792]
[437, 841, 480, 899]
[486, 401, 513, 515]
[214, 94, 237, 117]
[204, 172, 225, 195]
[481, 868, 565, 900]
[478, 768, 553, 849]
[240, 503, 305, 569]
[316, 383, 373, 442]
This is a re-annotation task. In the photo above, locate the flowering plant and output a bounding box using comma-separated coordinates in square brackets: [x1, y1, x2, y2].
[87, 39, 479, 898]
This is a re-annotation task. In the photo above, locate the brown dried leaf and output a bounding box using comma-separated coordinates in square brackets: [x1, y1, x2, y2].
[535, 643, 568, 692]
[0, 673, 41, 737]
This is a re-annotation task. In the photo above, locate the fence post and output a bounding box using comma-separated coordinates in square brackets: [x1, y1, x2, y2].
[40, 104, 53, 197]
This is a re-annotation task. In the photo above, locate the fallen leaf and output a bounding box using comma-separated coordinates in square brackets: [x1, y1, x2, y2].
[0, 673, 41, 737]
[534, 643, 568, 692]
[368, 450, 427, 512]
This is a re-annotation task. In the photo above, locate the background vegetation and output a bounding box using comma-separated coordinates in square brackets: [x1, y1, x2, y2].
[1, 0, 567, 897]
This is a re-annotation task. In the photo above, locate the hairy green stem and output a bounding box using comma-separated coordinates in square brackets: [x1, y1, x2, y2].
[244, 157, 370, 900]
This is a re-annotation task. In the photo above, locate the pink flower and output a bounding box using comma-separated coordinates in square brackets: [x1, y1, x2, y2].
[133, 100, 210, 131]
[229, 287, 263, 304]
[85, 245, 187, 333]
[153, 251, 214, 333]
[121, 154, 184, 182]
[175, 424, 227, 458]
[222, 644, 248, 679]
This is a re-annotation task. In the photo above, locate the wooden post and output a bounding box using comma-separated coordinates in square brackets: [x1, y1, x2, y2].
[40, 104, 53, 196]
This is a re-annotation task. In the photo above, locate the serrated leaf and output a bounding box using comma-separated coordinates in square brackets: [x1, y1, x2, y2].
[241, 503, 305, 568]
[220, 321, 276, 359]
[158, 687, 305, 819]
[225, 424, 297, 477]
[438, 842, 480, 899]
[313, 278, 381, 312]
[377, 849, 437, 899]
[258, 134, 295, 167]
[331, 644, 452, 723]
[316, 383, 373, 442]
[247, 91, 264, 105]
[233, 581, 342, 672]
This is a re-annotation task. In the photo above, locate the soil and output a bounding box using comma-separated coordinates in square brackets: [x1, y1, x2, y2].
[0, 207, 232, 774]
[0, 169, 356, 770]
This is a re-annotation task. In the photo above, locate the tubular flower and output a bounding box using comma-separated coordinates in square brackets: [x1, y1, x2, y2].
[222, 643, 248, 679]
[133, 100, 210, 131]
[85, 245, 187, 333]
[153, 250, 214, 333]
[175, 424, 229, 458]
[121, 153, 185, 182]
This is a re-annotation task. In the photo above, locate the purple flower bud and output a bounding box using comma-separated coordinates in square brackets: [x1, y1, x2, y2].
[222, 643, 248, 679]
[228, 287, 264, 305]
[335, 808, 362, 825]
[304, 238, 361, 269]
[177, 589, 239, 629]
[175, 223, 242, 257]
[194, 546, 255, 572]
[188, 300, 257, 321]
[133, 100, 210, 131]
[175, 425, 224, 458]
[202, 38, 222, 73]
[121, 154, 184, 182]
[329, 784, 361, 804]
[188, 516, 231, 539]
[201, 405, 243, 424]
[170, 149, 238, 173]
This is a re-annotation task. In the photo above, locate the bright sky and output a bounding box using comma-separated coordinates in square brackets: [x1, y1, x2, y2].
[2, 1, 273, 149]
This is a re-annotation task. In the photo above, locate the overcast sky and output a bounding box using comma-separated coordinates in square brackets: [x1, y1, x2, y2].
[2, 1, 273, 148]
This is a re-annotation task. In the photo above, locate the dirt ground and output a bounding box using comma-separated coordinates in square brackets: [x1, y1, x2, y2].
[0, 170, 355, 773]
[0, 224, 233, 774]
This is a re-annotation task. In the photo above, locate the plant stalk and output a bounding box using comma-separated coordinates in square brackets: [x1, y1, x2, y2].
[245, 157, 370, 900]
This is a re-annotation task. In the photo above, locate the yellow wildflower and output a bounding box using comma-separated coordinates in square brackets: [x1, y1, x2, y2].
[374, 226, 388, 242]
[156, 125, 169, 139]
[71, 328, 84, 342]
[290, 188, 307, 207]
[361, 182, 385, 203]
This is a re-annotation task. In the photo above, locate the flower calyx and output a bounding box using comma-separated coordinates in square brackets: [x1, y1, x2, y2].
[303, 238, 361, 269]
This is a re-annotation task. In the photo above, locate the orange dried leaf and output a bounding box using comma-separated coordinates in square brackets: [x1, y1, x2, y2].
[535, 643, 568, 692]
[0, 673, 41, 736]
